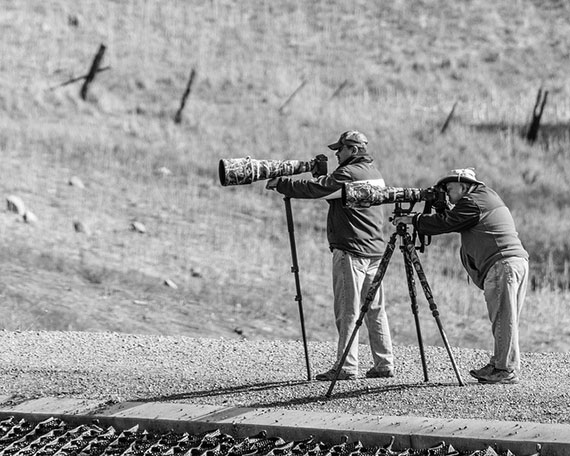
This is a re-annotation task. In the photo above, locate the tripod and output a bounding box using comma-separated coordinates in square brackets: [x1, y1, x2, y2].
[325, 204, 465, 397]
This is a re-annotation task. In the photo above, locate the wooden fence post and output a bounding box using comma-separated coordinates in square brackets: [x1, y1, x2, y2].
[328, 79, 348, 102]
[49, 66, 111, 91]
[80, 44, 106, 100]
[278, 80, 307, 114]
[174, 68, 197, 124]
[440, 100, 458, 134]
[526, 87, 548, 143]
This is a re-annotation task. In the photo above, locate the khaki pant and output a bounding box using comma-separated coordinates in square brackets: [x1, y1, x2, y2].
[332, 249, 394, 375]
[483, 257, 529, 372]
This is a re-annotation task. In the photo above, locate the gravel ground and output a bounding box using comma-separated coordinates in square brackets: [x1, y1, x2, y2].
[0, 330, 568, 425]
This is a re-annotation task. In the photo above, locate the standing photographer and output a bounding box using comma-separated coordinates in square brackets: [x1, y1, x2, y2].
[393, 168, 529, 385]
[266, 130, 394, 381]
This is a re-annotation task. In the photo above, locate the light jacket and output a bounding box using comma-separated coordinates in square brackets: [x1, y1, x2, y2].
[274, 154, 386, 257]
[413, 185, 528, 289]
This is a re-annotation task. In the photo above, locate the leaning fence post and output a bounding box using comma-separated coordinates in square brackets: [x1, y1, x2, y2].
[278, 80, 307, 114]
[526, 87, 548, 143]
[328, 79, 348, 102]
[440, 100, 458, 134]
[174, 68, 197, 124]
[80, 43, 106, 100]
[49, 66, 111, 91]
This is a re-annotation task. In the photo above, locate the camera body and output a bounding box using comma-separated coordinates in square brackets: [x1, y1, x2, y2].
[219, 155, 328, 186]
[342, 181, 447, 209]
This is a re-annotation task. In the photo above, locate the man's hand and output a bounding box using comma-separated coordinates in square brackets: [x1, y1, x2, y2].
[311, 154, 328, 177]
[266, 178, 279, 190]
[392, 215, 414, 226]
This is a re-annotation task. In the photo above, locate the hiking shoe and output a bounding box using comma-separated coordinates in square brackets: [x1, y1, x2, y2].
[315, 368, 356, 381]
[469, 363, 495, 380]
[477, 368, 519, 385]
[365, 367, 394, 379]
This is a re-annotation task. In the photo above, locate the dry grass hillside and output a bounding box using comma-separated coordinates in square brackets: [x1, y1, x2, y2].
[1, 0, 570, 354]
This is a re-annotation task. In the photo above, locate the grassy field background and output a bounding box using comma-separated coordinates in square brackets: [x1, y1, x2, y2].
[1, 0, 570, 356]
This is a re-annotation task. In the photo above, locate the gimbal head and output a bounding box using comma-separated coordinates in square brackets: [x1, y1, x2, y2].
[390, 201, 417, 218]
[390, 202, 431, 253]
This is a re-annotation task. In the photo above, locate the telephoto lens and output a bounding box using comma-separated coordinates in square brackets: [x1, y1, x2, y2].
[219, 157, 315, 186]
[342, 182, 425, 208]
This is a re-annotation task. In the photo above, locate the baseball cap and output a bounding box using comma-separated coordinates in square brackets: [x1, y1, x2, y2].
[327, 130, 368, 150]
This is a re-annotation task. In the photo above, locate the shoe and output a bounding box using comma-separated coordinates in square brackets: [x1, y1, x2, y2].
[469, 363, 495, 380]
[477, 368, 519, 384]
[315, 368, 356, 381]
[365, 367, 394, 379]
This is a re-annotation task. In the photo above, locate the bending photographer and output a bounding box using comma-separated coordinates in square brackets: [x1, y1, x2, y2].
[266, 130, 394, 381]
[393, 168, 529, 385]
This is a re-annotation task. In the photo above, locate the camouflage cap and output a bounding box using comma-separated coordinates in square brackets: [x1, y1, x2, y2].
[327, 130, 368, 150]
[436, 168, 485, 186]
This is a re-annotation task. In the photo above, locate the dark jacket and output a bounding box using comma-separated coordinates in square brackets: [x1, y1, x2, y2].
[274, 154, 386, 257]
[413, 185, 528, 289]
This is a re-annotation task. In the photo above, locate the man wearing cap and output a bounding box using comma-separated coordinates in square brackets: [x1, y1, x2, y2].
[393, 168, 529, 384]
[266, 130, 394, 381]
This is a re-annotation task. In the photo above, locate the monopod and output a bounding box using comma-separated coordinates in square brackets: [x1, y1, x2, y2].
[284, 197, 311, 381]
[219, 155, 328, 381]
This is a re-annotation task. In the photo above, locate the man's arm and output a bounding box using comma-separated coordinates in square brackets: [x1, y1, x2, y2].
[266, 168, 354, 199]
[413, 196, 480, 235]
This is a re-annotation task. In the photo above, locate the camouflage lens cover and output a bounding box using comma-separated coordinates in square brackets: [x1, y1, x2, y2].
[342, 182, 425, 208]
[219, 157, 312, 186]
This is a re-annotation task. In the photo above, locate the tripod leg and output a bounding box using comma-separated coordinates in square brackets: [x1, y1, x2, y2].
[401, 245, 429, 382]
[325, 231, 398, 398]
[283, 198, 311, 381]
[402, 235, 466, 387]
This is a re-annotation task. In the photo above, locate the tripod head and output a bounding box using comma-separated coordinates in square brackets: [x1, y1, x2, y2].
[391, 201, 417, 218]
[389, 202, 431, 253]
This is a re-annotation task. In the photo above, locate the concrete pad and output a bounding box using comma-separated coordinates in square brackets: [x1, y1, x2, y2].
[96, 401, 568, 455]
[113, 402, 266, 424]
[91, 402, 247, 434]
[0, 398, 568, 455]
[0, 397, 105, 419]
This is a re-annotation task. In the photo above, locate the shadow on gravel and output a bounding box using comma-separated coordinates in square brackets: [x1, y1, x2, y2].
[247, 381, 462, 408]
[140, 379, 462, 409]
[139, 380, 310, 403]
